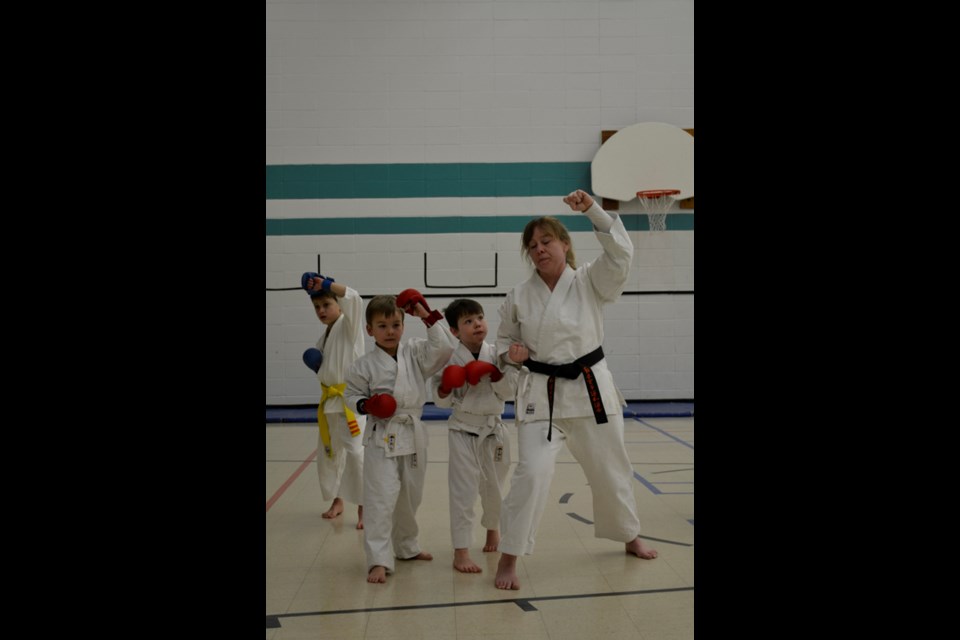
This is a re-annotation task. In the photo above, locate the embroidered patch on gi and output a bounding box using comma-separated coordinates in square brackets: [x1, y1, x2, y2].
[526, 403, 536, 415]
[495, 445, 504, 462]
[411, 453, 418, 468]
[388, 434, 396, 451]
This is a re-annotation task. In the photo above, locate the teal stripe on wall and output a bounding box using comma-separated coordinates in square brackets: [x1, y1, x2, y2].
[265, 163, 593, 199]
[265, 214, 694, 235]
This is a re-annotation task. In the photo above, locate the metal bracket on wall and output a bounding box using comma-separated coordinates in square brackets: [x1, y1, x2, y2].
[424, 252, 498, 289]
[264, 255, 324, 291]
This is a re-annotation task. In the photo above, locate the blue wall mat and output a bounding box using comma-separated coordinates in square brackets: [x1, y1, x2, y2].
[266, 401, 693, 423]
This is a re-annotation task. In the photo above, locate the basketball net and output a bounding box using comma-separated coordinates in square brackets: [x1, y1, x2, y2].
[636, 189, 680, 233]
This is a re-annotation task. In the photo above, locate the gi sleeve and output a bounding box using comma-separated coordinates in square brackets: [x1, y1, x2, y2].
[345, 359, 370, 414]
[415, 320, 456, 379]
[496, 292, 522, 368]
[585, 205, 634, 303]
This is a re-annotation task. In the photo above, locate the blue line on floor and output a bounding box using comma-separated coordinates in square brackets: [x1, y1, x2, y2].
[638, 535, 693, 547]
[633, 471, 661, 495]
[564, 510, 693, 546]
[634, 418, 694, 450]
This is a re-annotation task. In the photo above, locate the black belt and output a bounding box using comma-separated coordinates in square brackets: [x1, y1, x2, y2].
[523, 346, 607, 441]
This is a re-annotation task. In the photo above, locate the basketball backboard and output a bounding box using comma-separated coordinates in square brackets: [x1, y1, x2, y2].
[591, 122, 694, 202]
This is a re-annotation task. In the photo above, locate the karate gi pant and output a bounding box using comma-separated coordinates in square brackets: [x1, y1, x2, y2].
[315, 413, 364, 506]
[448, 428, 511, 550]
[362, 444, 427, 573]
[498, 413, 641, 557]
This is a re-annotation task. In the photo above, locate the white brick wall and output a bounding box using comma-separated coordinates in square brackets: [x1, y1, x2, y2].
[266, 0, 694, 403]
[266, 0, 693, 163]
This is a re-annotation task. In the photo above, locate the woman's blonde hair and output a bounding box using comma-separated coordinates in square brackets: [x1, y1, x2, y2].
[521, 216, 576, 269]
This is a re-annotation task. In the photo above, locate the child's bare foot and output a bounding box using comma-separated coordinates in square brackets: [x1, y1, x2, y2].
[482, 529, 500, 552]
[367, 566, 387, 583]
[322, 497, 344, 519]
[356, 505, 364, 530]
[626, 537, 658, 559]
[401, 551, 432, 561]
[453, 548, 482, 573]
[494, 553, 520, 590]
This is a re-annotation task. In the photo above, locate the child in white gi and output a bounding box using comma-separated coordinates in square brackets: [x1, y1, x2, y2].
[345, 291, 454, 584]
[433, 299, 523, 574]
[301, 272, 367, 529]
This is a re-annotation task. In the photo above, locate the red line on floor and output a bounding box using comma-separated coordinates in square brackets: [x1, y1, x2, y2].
[266, 448, 318, 513]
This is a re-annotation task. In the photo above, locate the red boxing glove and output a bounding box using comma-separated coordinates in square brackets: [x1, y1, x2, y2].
[364, 393, 397, 419]
[396, 288, 443, 327]
[439, 365, 467, 394]
[464, 360, 504, 385]
[397, 288, 428, 314]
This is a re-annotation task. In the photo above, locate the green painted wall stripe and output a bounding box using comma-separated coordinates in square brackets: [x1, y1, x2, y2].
[265, 163, 593, 199]
[265, 214, 693, 236]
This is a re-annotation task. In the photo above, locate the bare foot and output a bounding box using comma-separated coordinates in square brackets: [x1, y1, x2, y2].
[482, 529, 500, 552]
[494, 553, 520, 590]
[367, 566, 387, 583]
[401, 551, 433, 561]
[322, 497, 344, 519]
[453, 548, 482, 573]
[626, 537, 658, 559]
[356, 505, 364, 530]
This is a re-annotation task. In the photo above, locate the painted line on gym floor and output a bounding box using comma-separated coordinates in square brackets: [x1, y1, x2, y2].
[265, 586, 695, 626]
[560, 496, 693, 546]
[567, 512, 593, 525]
[634, 418, 694, 450]
[633, 470, 693, 496]
[563, 511, 692, 547]
[633, 470, 662, 495]
[635, 534, 693, 547]
[266, 448, 318, 513]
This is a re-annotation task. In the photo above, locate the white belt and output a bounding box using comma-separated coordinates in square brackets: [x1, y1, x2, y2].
[450, 410, 500, 430]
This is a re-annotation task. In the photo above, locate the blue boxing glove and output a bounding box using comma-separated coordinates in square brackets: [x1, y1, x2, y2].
[302, 348, 323, 374]
[301, 272, 335, 294]
[301, 272, 319, 291]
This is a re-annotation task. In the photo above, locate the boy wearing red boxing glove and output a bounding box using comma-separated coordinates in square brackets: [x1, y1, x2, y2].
[433, 299, 525, 574]
[345, 292, 454, 584]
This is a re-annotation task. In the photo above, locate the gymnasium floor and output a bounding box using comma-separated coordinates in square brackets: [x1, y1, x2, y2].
[266, 404, 694, 639]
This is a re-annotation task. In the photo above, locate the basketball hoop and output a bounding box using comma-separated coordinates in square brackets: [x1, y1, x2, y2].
[636, 189, 680, 232]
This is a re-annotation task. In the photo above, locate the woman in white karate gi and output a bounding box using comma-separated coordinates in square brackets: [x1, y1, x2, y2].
[494, 190, 658, 591]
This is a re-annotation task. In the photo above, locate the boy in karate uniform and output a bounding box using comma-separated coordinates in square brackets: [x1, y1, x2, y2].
[346, 290, 454, 584]
[301, 272, 367, 528]
[433, 298, 523, 574]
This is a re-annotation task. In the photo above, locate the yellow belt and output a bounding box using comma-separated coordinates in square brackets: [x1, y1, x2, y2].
[318, 383, 361, 458]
